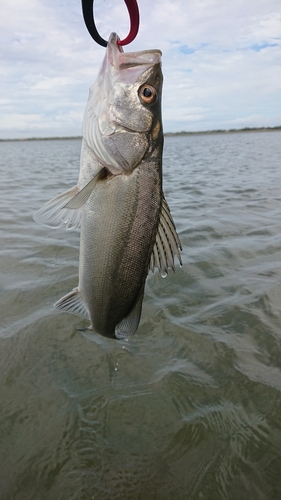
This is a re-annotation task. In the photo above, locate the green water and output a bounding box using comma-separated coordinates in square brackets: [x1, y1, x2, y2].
[0, 132, 281, 499]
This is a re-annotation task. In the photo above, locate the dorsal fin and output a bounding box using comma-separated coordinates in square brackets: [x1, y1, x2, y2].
[150, 197, 182, 274]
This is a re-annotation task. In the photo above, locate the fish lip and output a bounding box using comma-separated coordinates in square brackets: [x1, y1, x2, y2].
[107, 31, 162, 72]
[82, 33, 163, 171]
[108, 32, 124, 53]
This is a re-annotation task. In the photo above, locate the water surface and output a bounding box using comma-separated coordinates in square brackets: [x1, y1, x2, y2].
[1, 132, 281, 499]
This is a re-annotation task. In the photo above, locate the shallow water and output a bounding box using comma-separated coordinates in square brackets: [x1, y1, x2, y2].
[0, 132, 281, 499]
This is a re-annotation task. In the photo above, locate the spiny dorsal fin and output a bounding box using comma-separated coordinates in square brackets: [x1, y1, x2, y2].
[150, 197, 182, 275]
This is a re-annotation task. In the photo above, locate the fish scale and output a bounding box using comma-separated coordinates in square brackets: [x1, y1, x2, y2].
[33, 32, 182, 339]
[82, 164, 159, 337]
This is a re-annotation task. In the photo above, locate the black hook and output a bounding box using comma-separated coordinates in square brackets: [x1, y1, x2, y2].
[81, 0, 140, 47]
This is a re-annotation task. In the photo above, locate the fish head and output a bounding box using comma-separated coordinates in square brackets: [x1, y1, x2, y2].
[83, 33, 163, 174]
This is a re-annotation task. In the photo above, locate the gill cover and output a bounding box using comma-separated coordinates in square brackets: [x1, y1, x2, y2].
[83, 32, 162, 174]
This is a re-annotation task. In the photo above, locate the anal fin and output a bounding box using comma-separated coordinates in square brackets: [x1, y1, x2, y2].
[54, 287, 89, 320]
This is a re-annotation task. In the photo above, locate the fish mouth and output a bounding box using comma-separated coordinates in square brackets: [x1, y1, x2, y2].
[82, 32, 163, 171]
[107, 32, 162, 84]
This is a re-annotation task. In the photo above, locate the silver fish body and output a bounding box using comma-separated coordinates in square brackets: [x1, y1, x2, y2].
[34, 33, 181, 339]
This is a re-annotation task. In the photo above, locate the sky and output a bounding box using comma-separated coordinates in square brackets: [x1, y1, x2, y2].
[0, 0, 280, 138]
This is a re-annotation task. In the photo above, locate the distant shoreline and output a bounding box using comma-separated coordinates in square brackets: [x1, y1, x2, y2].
[0, 126, 280, 142]
[165, 126, 281, 136]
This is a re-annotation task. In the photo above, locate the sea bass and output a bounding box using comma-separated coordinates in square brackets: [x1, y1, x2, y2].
[34, 33, 182, 339]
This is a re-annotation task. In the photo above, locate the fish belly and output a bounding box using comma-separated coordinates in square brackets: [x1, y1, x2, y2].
[78, 163, 161, 337]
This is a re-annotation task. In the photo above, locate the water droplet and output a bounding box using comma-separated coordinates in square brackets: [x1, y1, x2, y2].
[161, 271, 167, 278]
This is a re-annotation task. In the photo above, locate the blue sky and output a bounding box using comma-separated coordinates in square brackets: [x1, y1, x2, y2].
[0, 0, 280, 138]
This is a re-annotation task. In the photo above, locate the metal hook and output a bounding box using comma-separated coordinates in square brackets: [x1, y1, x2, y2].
[81, 0, 140, 47]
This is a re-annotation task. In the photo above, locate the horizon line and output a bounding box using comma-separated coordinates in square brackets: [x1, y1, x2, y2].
[1, 126, 280, 142]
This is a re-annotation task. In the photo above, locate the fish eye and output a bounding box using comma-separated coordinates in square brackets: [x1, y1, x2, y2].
[139, 84, 157, 105]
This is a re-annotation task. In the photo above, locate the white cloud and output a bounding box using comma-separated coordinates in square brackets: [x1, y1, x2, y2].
[0, 0, 280, 137]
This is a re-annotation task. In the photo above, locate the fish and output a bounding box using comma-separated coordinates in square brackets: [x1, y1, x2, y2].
[34, 32, 182, 339]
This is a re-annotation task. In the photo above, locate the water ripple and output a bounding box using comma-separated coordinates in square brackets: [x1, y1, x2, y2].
[1, 133, 281, 499]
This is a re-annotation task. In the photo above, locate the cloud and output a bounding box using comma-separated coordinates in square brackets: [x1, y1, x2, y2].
[0, 0, 280, 137]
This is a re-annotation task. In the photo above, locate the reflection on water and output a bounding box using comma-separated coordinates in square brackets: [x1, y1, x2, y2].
[0, 132, 281, 499]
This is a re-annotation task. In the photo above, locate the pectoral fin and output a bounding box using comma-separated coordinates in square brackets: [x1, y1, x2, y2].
[150, 197, 182, 274]
[33, 169, 105, 230]
[115, 287, 145, 339]
[63, 168, 106, 209]
[33, 186, 81, 230]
